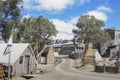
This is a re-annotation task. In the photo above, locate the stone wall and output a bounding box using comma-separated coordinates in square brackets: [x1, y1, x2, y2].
[95, 65, 119, 73]
[47, 47, 54, 64]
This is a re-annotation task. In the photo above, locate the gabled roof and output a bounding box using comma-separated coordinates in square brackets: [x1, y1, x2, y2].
[0, 43, 29, 66]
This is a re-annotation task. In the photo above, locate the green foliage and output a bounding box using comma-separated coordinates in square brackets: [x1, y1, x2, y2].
[74, 15, 111, 47]
[0, 0, 57, 54]
[0, 0, 22, 42]
[14, 16, 57, 54]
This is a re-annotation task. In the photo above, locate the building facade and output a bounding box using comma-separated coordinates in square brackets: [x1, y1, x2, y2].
[107, 29, 120, 45]
[104, 29, 120, 58]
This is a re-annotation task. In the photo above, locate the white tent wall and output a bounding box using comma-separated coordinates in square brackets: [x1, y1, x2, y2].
[0, 43, 36, 76]
[12, 46, 36, 76]
[12, 56, 25, 76]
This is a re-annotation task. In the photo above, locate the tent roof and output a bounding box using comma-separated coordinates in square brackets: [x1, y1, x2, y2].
[0, 43, 29, 66]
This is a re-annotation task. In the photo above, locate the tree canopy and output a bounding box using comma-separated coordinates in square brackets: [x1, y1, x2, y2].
[0, 0, 22, 42]
[73, 15, 111, 48]
[0, 1, 57, 54]
[14, 16, 57, 54]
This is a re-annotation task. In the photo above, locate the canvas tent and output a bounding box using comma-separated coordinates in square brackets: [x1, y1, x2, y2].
[0, 43, 36, 76]
[93, 49, 103, 62]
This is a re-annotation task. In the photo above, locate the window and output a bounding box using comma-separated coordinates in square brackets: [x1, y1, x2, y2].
[19, 56, 23, 64]
[118, 33, 120, 39]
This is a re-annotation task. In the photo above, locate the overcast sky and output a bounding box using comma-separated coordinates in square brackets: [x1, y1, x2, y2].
[22, 0, 120, 40]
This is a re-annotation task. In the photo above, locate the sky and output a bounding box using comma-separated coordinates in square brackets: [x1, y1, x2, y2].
[22, 0, 120, 40]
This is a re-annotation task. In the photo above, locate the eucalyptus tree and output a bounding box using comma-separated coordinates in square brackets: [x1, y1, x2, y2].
[0, 0, 22, 42]
[15, 16, 57, 54]
[73, 15, 111, 48]
[73, 15, 111, 66]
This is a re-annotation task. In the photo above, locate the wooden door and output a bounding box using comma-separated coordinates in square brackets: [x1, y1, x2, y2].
[24, 56, 30, 74]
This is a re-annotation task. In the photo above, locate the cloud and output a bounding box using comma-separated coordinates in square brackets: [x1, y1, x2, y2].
[23, 0, 74, 11]
[51, 19, 75, 34]
[86, 6, 112, 21]
[87, 10, 107, 21]
[51, 18, 78, 40]
[53, 32, 74, 40]
[23, 13, 31, 19]
[23, 0, 90, 12]
[69, 16, 79, 25]
[39, 0, 74, 11]
[97, 6, 113, 12]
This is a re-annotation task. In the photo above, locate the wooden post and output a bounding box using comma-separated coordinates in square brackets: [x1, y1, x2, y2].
[103, 64, 106, 73]
[8, 53, 11, 80]
[104, 59, 106, 73]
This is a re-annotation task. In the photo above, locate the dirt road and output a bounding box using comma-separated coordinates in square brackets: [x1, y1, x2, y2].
[30, 58, 120, 80]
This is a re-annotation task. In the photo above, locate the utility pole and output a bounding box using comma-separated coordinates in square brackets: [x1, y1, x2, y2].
[8, 24, 14, 80]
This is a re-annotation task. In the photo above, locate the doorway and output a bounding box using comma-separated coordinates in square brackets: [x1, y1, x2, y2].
[24, 56, 30, 74]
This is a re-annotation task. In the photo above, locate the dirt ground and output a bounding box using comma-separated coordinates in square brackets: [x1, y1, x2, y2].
[6, 58, 120, 80]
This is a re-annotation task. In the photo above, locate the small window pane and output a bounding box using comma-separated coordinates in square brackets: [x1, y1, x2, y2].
[19, 56, 23, 64]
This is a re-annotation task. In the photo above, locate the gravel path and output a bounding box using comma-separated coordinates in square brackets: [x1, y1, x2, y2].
[29, 58, 120, 80]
